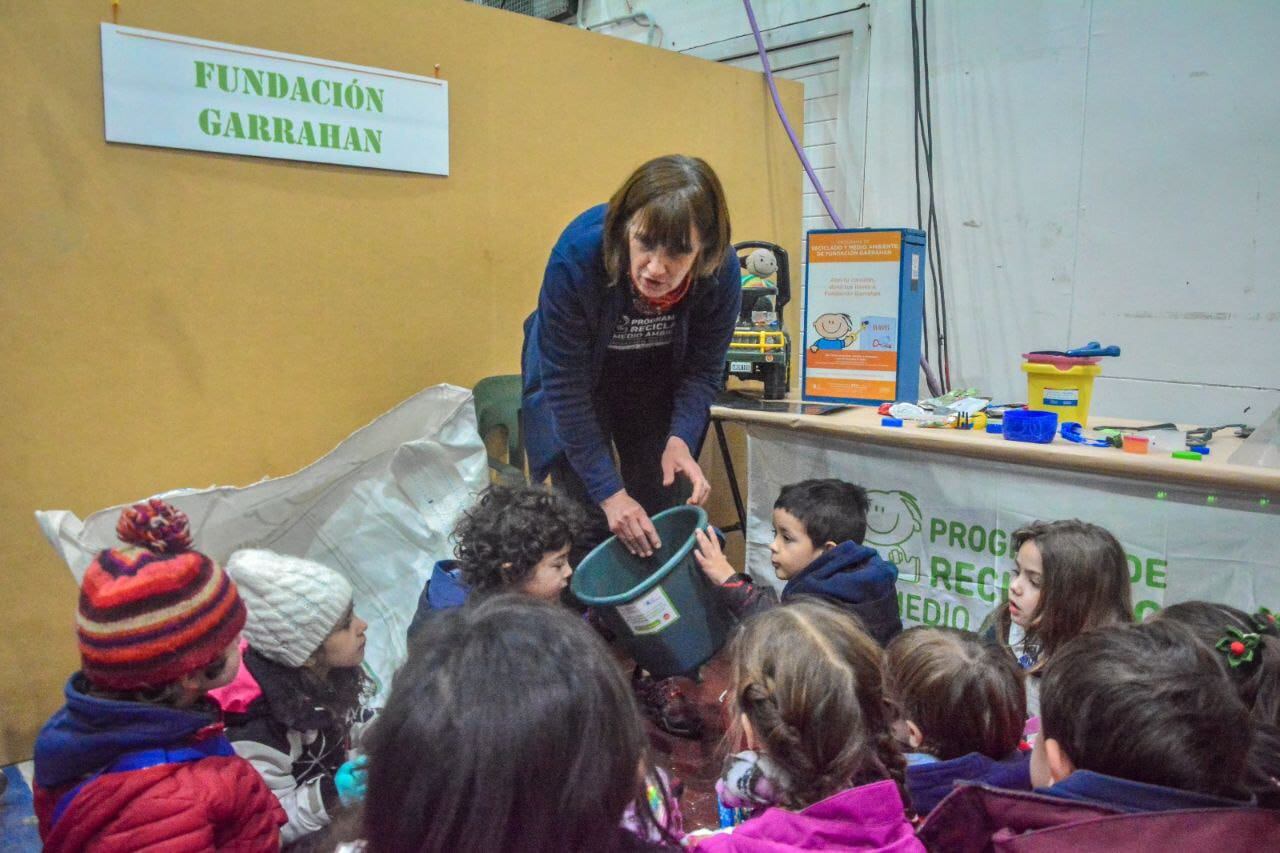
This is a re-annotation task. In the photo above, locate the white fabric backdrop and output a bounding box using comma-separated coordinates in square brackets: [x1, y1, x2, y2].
[36, 383, 487, 704]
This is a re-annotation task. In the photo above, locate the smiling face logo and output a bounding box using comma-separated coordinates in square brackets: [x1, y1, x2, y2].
[814, 312, 854, 340]
[864, 490, 924, 583]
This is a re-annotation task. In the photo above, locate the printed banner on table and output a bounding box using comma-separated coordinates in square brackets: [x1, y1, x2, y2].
[101, 24, 449, 175]
[745, 425, 1280, 630]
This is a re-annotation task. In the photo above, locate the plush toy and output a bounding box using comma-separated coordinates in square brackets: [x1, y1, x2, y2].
[742, 248, 777, 283]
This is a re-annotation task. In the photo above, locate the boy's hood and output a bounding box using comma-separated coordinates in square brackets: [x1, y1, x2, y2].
[1040, 770, 1252, 813]
[783, 541, 897, 605]
[34, 674, 219, 789]
[428, 560, 470, 610]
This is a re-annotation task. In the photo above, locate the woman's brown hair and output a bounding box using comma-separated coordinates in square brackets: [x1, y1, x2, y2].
[602, 154, 731, 285]
[995, 519, 1133, 670]
[885, 627, 1026, 760]
[724, 598, 910, 811]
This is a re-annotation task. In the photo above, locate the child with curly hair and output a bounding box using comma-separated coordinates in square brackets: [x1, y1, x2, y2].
[693, 598, 921, 851]
[408, 485, 585, 638]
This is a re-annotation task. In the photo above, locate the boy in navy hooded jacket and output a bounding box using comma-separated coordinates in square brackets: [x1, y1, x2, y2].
[918, 620, 1276, 850]
[693, 478, 902, 646]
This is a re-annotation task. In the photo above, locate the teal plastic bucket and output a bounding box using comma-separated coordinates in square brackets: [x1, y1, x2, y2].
[571, 505, 736, 678]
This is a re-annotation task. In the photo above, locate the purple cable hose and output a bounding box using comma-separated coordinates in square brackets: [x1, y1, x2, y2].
[741, 0, 942, 395]
[741, 0, 843, 229]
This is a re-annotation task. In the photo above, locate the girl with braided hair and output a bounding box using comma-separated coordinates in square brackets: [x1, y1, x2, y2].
[694, 598, 921, 851]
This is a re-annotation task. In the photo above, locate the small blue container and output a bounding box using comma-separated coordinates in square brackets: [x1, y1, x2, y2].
[1002, 409, 1058, 443]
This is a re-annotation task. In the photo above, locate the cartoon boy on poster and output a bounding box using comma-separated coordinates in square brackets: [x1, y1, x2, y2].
[809, 313, 869, 351]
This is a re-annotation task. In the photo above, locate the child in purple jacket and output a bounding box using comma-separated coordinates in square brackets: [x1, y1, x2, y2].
[691, 598, 921, 851]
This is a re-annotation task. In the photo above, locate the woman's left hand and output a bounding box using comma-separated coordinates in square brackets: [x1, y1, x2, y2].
[661, 436, 711, 506]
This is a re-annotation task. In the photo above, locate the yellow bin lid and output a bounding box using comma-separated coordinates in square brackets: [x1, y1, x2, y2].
[1022, 362, 1102, 376]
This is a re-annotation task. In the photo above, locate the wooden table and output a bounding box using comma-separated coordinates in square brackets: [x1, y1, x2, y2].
[712, 406, 1276, 523]
[709, 403, 1278, 628]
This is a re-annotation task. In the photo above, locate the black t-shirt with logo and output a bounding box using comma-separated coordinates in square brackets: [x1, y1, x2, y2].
[601, 295, 677, 421]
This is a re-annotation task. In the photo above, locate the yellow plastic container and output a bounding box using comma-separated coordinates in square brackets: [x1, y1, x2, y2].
[1022, 362, 1101, 425]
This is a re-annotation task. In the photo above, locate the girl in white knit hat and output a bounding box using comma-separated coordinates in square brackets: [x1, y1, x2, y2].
[219, 549, 374, 850]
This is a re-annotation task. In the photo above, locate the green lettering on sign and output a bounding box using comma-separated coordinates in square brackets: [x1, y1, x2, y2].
[930, 555, 952, 590]
[197, 107, 220, 135]
[1146, 558, 1168, 589]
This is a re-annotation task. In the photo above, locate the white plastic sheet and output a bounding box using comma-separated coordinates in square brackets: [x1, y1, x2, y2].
[36, 384, 487, 704]
[745, 425, 1280, 630]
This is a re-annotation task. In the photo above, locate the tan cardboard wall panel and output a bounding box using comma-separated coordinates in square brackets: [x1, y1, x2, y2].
[0, 0, 801, 759]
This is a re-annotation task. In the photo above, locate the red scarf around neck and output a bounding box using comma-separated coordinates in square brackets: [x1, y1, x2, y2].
[632, 271, 693, 314]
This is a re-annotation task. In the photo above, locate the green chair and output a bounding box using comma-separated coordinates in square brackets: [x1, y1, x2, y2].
[473, 374, 526, 485]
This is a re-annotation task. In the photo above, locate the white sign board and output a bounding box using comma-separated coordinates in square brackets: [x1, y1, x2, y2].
[101, 24, 448, 175]
[745, 426, 1279, 631]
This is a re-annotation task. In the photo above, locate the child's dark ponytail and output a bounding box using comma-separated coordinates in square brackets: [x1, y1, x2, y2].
[1248, 608, 1280, 726]
[1159, 601, 1280, 727]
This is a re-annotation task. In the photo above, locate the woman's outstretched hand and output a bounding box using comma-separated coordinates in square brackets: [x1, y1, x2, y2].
[661, 436, 711, 506]
[601, 489, 662, 557]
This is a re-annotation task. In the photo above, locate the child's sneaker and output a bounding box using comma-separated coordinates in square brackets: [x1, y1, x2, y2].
[632, 667, 703, 739]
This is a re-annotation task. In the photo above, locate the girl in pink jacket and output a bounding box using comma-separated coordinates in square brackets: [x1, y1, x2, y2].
[693, 598, 922, 851]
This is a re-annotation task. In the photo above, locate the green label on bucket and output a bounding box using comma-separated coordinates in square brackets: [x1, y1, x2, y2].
[616, 586, 681, 636]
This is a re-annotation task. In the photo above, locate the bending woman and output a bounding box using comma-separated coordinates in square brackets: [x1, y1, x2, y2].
[521, 154, 740, 558]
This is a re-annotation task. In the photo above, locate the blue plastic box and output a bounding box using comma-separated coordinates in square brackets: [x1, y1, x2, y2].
[1002, 409, 1058, 443]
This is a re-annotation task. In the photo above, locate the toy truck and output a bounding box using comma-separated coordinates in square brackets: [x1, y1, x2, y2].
[724, 241, 791, 399]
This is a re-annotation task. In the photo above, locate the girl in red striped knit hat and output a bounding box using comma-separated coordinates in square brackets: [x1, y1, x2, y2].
[31, 499, 286, 853]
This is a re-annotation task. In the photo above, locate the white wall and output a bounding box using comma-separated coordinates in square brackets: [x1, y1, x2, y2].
[576, 0, 855, 51]
[578, 0, 1280, 426]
